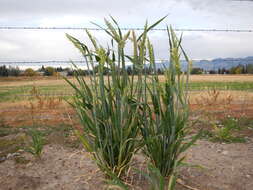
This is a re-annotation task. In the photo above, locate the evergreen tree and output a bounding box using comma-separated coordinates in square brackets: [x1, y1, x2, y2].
[0, 65, 8, 76]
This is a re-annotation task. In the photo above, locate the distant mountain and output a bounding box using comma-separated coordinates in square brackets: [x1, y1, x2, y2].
[154, 56, 253, 71]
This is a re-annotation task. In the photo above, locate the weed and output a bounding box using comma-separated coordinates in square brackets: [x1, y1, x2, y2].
[27, 86, 63, 125]
[221, 117, 240, 130]
[29, 86, 62, 110]
[212, 124, 234, 142]
[201, 121, 246, 143]
[195, 88, 233, 107]
[211, 117, 247, 143]
[211, 129, 246, 143]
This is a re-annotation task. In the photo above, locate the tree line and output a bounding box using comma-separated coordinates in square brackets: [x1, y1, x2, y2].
[1, 63, 253, 77]
[191, 63, 253, 74]
[0, 65, 67, 77]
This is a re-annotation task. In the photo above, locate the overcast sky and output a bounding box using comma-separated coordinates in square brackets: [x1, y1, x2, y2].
[0, 0, 253, 64]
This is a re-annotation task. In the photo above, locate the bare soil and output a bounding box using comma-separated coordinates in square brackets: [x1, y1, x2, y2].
[182, 139, 253, 190]
[0, 138, 253, 190]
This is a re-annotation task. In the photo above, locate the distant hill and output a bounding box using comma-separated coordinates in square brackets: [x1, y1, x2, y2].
[154, 56, 253, 71]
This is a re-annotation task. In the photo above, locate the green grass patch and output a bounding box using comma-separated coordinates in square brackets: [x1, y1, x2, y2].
[188, 81, 253, 91]
[0, 81, 252, 103]
[0, 84, 73, 102]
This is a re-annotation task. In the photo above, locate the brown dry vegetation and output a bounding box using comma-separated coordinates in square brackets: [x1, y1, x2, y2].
[0, 90, 253, 127]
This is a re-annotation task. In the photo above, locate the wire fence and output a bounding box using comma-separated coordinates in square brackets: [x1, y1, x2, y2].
[1, 58, 253, 64]
[0, 26, 253, 33]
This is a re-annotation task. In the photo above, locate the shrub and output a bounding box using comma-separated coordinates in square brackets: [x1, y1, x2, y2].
[191, 67, 203, 74]
[0, 65, 20, 77]
[0, 65, 9, 76]
[24, 68, 37, 77]
[44, 66, 55, 76]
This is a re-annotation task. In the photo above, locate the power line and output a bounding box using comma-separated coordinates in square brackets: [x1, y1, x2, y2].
[0, 26, 253, 33]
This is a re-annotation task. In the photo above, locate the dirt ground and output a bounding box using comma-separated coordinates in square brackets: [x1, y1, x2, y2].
[182, 139, 253, 190]
[0, 138, 253, 190]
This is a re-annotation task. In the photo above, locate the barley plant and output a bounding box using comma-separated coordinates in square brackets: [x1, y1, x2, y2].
[65, 16, 166, 177]
[25, 129, 44, 159]
[66, 16, 200, 188]
[139, 26, 201, 188]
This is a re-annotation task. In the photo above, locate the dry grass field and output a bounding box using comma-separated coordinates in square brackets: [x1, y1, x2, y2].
[189, 74, 253, 82]
[1, 74, 252, 126]
[1, 74, 253, 86]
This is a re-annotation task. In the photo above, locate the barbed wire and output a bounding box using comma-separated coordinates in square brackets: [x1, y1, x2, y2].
[0, 58, 253, 65]
[0, 60, 86, 65]
[0, 26, 253, 33]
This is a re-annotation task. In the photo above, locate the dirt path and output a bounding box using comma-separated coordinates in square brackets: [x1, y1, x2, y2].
[0, 138, 253, 190]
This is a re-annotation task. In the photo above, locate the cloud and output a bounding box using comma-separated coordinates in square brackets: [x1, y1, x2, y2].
[182, 32, 253, 59]
[0, 0, 253, 64]
[0, 0, 150, 21]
